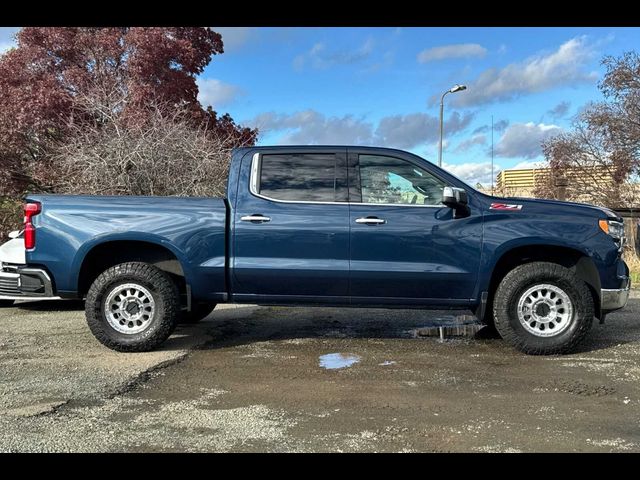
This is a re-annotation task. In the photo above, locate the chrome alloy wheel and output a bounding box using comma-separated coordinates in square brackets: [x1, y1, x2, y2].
[517, 283, 573, 337]
[104, 283, 156, 334]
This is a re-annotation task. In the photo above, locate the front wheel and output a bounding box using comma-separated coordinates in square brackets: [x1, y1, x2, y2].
[493, 261, 594, 355]
[85, 262, 180, 352]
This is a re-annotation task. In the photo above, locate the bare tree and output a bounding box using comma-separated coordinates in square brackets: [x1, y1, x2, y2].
[32, 100, 248, 198]
[540, 52, 640, 209]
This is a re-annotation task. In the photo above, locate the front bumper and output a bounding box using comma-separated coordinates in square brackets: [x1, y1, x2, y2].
[601, 276, 631, 312]
[0, 264, 58, 301]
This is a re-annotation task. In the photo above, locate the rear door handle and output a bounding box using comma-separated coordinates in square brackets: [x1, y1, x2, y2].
[355, 217, 386, 225]
[241, 215, 271, 223]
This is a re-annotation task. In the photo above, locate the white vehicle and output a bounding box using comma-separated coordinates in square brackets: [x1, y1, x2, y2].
[0, 230, 59, 307]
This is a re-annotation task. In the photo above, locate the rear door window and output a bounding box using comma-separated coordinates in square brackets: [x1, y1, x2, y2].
[257, 153, 338, 202]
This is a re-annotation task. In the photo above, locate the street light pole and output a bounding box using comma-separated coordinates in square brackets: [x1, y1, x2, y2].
[438, 92, 446, 168]
[437, 84, 467, 168]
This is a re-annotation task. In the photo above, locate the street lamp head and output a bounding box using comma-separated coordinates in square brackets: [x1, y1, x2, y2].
[449, 84, 467, 93]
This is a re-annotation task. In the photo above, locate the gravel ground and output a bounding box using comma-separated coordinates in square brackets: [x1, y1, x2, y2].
[1, 294, 639, 452]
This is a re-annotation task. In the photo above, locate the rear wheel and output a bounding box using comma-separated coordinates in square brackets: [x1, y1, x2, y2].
[180, 302, 217, 324]
[85, 262, 180, 352]
[493, 261, 594, 355]
[0, 300, 14, 308]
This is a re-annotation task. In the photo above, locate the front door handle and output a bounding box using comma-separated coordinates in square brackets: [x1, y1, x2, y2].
[241, 215, 271, 223]
[355, 217, 386, 225]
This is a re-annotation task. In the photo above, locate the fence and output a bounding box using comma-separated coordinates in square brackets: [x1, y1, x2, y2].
[614, 208, 639, 260]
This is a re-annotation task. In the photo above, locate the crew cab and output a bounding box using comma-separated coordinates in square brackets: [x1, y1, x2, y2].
[0, 146, 631, 354]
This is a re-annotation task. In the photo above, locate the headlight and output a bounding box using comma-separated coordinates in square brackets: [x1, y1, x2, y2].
[599, 219, 625, 241]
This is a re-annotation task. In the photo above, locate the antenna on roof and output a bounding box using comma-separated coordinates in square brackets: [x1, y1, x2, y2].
[491, 115, 494, 195]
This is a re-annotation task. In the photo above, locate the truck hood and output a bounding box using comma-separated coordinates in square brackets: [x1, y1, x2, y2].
[483, 195, 622, 221]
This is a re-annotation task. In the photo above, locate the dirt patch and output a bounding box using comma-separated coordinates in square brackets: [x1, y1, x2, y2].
[2, 298, 640, 452]
[546, 380, 617, 397]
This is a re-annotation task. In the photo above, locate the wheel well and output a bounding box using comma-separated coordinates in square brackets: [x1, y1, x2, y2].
[487, 245, 601, 317]
[77, 241, 186, 298]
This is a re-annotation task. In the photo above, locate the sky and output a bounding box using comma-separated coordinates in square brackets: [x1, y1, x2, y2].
[2, 26, 639, 187]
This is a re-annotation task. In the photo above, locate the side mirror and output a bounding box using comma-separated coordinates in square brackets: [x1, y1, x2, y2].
[442, 186, 470, 218]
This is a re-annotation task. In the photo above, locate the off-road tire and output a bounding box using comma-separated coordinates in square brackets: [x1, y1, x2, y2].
[0, 300, 14, 308]
[493, 261, 594, 355]
[85, 262, 180, 352]
[180, 302, 217, 324]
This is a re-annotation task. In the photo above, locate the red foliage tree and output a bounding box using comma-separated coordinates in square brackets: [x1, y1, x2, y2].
[0, 27, 257, 196]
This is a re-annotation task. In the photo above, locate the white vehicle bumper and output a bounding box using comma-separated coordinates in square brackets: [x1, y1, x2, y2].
[0, 264, 58, 301]
[0, 235, 26, 265]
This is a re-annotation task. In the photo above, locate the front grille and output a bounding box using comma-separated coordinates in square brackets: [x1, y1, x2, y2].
[0, 277, 20, 296]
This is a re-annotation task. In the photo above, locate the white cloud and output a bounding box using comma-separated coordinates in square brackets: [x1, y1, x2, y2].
[494, 119, 509, 133]
[472, 119, 509, 135]
[196, 78, 242, 109]
[251, 110, 374, 145]
[376, 112, 474, 149]
[443, 161, 501, 186]
[453, 36, 597, 107]
[211, 27, 255, 52]
[293, 38, 375, 70]
[417, 43, 487, 63]
[375, 113, 434, 148]
[495, 122, 562, 159]
[251, 109, 474, 149]
[454, 134, 487, 153]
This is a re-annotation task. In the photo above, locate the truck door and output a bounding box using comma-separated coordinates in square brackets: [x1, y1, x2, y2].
[232, 148, 350, 303]
[347, 149, 482, 306]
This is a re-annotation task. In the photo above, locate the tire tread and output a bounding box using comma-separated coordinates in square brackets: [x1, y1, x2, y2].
[85, 262, 180, 352]
[493, 261, 594, 355]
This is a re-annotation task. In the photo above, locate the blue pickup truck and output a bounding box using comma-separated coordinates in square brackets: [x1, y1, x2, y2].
[0, 146, 632, 354]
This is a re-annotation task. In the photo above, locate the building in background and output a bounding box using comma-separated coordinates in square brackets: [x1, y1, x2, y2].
[496, 168, 551, 197]
[494, 165, 621, 201]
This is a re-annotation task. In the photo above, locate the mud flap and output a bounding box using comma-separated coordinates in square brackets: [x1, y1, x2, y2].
[475, 291, 489, 322]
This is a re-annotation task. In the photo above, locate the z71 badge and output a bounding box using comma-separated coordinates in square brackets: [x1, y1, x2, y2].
[490, 202, 523, 211]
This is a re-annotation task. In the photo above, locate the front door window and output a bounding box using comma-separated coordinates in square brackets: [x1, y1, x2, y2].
[359, 155, 445, 206]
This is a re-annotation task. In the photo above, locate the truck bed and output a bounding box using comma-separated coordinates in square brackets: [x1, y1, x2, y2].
[25, 194, 228, 301]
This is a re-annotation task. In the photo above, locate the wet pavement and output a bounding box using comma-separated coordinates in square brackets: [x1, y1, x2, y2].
[1, 296, 640, 452]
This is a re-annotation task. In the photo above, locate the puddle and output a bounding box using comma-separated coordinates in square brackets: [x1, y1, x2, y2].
[319, 353, 361, 370]
[408, 315, 483, 339]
